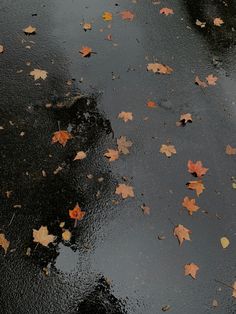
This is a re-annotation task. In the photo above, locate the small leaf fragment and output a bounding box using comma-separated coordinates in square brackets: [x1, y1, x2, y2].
[23, 25, 36, 34]
[74, 151, 87, 160]
[62, 230, 72, 241]
[0, 233, 10, 254]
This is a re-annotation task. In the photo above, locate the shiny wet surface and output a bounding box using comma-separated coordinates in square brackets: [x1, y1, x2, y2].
[0, 0, 236, 313]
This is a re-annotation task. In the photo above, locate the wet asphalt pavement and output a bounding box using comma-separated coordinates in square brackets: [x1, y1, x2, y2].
[1, 0, 236, 313]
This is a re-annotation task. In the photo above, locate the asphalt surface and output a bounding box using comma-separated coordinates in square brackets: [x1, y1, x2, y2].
[1, 0, 236, 313]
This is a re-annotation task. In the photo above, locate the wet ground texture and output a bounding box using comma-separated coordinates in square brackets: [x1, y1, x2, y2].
[1, 0, 236, 313]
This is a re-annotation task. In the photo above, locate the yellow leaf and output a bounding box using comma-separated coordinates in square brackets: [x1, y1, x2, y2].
[220, 237, 230, 249]
[102, 12, 113, 21]
[62, 230, 72, 241]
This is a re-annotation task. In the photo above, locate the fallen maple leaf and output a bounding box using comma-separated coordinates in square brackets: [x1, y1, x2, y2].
[52, 130, 72, 147]
[147, 63, 173, 74]
[232, 282, 236, 298]
[196, 19, 206, 28]
[180, 113, 192, 125]
[120, 10, 135, 21]
[104, 149, 119, 161]
[160, 144, 176, 157]
[187, 180, 205, 197]
[23, 25, 36, 34]
[206, 74, 218, 86]
[141, 204, 150, 215]
[115, 183, 134, 199]
[213, 17, 224, 27]
[174, 224, 191, 245]
[69, 203, 86, 220]
[182, 197, 199, 215]
[30, 69, 48, 80]
[118, 111, 133, 122]
[147, 101, 157, 108]
[226, 145, 236, 155]
[184, 263, 199, 279]
[117, 136, 132, 155]
[83, 23, 92, 31]
[102, 11, 113, 21]
[188, 160, 208, 178]
[80, 46, 92, 57]
[195, 76, 207, 88]
[74, 151, 87, 160]
[0, 45, 4, 53]
[33, 226, 56, 247]
[0, 233, 10, 254]
[160, 8, 174, 16]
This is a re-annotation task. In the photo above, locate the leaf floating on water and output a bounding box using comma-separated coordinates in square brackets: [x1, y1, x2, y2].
[104, 149, 119, 161]
[160, 8, 174, 16]
[220, 237, 230, 249]
[23, 25, 36, 34]
[117, 136, 133, 155]
[160, 144, 176, 157]
[147, 63, 173, 74]
[115, 183, 134, 199]
[33, 226, 56, 247]
[174, 224, 191, 246]
[184, 263, 199, 279]
[69, 203, 86, 221]
[0, 233, 10, 254]
[102, 12, 113, 21]
[30, 69, 48, 80]
[52, 130, 72, 147]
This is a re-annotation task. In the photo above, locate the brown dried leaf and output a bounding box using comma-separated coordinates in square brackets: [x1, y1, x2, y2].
[117, 136, 132, 154]
[115, 183, 134, 199]
[226, 145, 236, 155]
[83, 23, 92, 31]
[104, 149, 119, 161]
[160, 144, 176, 157]
[187, 180, 205, 197]
[23, 25, 36, 34]
[160, 8, 174, 16]
[74, 151, 87, 160]
[214, 17, 224, 27]
[30, 69, 48, 80]
[118, 111, 133, 122]
[182, 197, 200, 215]
[33, 226, 56, 247]
[206, 74, 218, 86]
[80, 46, 92, 57]
[195, 76, 207, 88]
[196, 19, 206, 28]
[52, 130, 72, 146]
[147, 63, 173, 74]
[174, 224, 191, 245]
[120, 10, 135, 21]
[0, 45, 4, 53]
[0, 233, 10, 254]
[184, 263, 199, 279]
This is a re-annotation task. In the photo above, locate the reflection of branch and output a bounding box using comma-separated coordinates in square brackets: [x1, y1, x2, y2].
[215, 279, 234, 290]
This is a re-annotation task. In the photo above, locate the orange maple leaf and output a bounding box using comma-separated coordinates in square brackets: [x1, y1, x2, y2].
[83, 23, 92, 31]
[188, 160, 208, 178]
[147, 101, 157, 108]
[120, 10, 135, 21]
[115, 183, 134, 199]
[69, 203, 86, 220]
[226, 145, 236, 155]
[174, 224, 191, 246]
[80, 46, 92, 57]
[147, 63, 173, 74]
[184, 263, 199, 279]
[187, 180, 205, 197]
[160, 8, 174, 16]
[104, 149, 119, 161]
[206, 74, 218, 86]
[102, 11, 113, 21]
[52, 130, 72, 146]
[182, 197, 199, 215]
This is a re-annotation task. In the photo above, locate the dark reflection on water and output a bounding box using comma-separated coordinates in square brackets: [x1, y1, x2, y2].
[184, 0, 236, 55]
